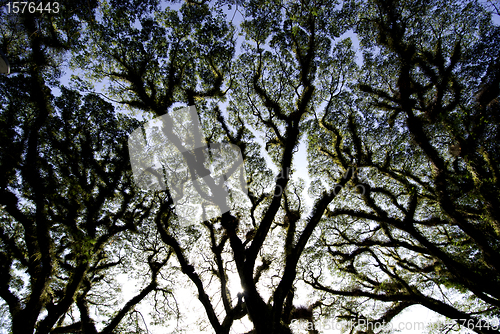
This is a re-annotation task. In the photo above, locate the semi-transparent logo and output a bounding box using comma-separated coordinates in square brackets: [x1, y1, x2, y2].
[128, 106, 248, 226]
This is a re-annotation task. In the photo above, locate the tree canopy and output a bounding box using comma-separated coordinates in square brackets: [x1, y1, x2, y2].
[0, 0, 499, 333]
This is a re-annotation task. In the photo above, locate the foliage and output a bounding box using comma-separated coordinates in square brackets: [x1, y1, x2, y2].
[0, 0, 499, 334]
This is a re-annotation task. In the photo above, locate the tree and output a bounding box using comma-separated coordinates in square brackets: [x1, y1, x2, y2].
[1, 0, 499, 333]
[303, 1, 500, 333]
[0, 4, 175, 334]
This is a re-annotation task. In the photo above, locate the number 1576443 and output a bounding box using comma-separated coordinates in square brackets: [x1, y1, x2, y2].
[5, 2, 59, 14]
